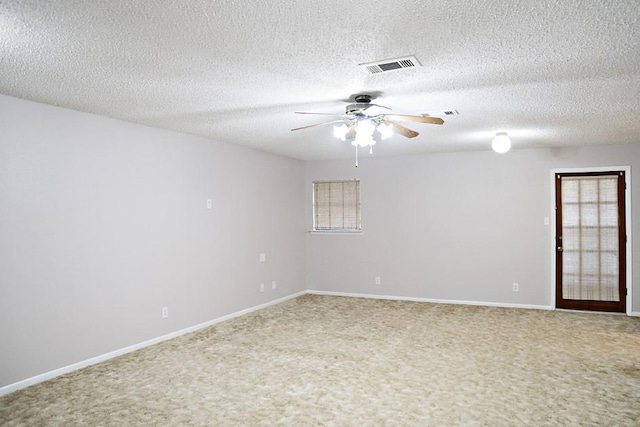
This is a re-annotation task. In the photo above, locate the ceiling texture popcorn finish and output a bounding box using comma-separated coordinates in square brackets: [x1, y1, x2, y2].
[1, 0, 639, 160]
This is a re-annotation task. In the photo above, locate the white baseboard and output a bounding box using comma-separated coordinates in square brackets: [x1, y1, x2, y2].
[308, 290, 640, 314]
[307, 290, 554, 311]
[0, 291, 306, 398]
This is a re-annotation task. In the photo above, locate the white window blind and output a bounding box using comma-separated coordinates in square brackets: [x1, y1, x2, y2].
[313, 180, 361, 231]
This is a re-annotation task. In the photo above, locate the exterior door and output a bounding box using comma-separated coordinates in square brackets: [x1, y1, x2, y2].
[555, 171, 627, 312]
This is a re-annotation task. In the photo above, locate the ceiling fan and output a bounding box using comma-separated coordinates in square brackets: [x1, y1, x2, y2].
[290, 94, 444, 140]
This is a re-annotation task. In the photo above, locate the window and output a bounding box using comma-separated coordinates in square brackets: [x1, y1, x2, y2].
[313, 180, 361, 231]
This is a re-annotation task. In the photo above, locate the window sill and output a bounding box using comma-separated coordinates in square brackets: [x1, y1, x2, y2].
[308, 230, 363, 235]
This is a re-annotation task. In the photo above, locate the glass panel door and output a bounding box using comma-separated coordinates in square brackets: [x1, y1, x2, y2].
[555, 172, 626, 312]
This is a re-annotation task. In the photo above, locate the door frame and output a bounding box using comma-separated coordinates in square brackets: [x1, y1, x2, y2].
[549, 166, 633, 315]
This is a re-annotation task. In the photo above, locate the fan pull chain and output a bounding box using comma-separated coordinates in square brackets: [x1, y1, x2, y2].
[354, 145, 358, 168]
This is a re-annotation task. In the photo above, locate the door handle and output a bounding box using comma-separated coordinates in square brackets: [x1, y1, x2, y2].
[557, 246, 563, 252]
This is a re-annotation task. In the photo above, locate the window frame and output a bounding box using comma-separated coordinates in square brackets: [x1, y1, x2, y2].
[311, 179, 362, 234]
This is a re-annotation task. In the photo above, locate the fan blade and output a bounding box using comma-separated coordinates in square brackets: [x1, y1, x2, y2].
[291, 119, 347, 131]
[362, 103, 391, 112]
[295, 111, 346, 116]
[387, 120, 419, 138]
[384, 114, 444, 125]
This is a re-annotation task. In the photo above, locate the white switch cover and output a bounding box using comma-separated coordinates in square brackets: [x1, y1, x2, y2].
[272, 280, 277, 289]
[259, 253, 266, 262]
[543, 217, 550, 225]
[260, 283, 265, 292]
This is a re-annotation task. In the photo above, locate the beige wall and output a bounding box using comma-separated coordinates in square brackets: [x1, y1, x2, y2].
[306, 144, 638, 311]
[0, 94, 307, 388]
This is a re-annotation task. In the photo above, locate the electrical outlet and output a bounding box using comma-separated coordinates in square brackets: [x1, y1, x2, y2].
[375, 276, 381, 285]
[206, 199, 212, 209]
[513, 283, 519, 292]
[259, 253, 266, 262]
[260, 283, 265, 292]
[272, 280, 277, 290]
[162, 307, 169, 318]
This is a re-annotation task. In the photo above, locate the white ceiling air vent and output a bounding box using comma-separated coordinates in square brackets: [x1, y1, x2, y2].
[359, 56, 420, 74]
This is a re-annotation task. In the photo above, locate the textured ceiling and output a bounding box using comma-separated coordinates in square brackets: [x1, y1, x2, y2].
[1, 0, 639, 160]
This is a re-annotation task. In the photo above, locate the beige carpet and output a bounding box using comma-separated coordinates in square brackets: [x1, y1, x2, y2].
[1, 294, 640, 426]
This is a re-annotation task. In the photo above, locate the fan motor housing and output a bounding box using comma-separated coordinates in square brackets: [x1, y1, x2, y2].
[346, 104, 367, 115]
[346, 94, 373, 115]
[354, 94, 372, 104]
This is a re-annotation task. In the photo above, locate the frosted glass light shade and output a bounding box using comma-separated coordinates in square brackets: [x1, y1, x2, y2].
[333, 124, 349, 141]
[377, 122, 393, 140]
[352, 132, 376, 147]
[492, 132, 511, 153]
